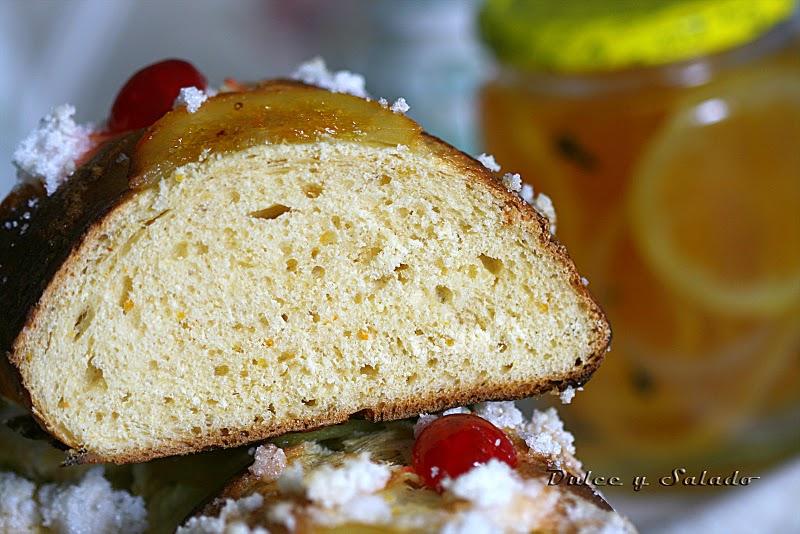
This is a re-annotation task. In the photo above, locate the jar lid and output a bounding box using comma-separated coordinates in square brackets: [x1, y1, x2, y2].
[480, 0, 797, 73]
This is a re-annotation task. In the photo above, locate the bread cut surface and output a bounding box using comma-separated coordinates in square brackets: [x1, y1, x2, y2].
[2, 83, 609, 462]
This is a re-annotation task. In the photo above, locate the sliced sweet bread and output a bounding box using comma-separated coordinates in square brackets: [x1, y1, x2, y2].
[0, 81, 609, 463]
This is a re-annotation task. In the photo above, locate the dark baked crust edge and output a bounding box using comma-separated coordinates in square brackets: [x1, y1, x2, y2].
[1, 84, 610, 464]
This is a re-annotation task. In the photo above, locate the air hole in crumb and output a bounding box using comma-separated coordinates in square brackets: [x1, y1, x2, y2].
[111, 412, 119, 420]
[331, 215, 342, 228]
[286, 258, 298, 272]
[498, 342, 508, 353]
[427, 357, 438, 368]
[502, 363, 514, 372]
[173, 241, 189, 259]
[221, 428, 230, 436]
[119, 276, 134, 311]
[149, 360, 158, 370]
[86, 359, 107, 390]
[95, 412, 104, 422]
[304, 183, 323, 198]
[254, 415, 265, 424]
[302, 399, 317, 406]
[310, 311, 320, 322]
[415, 329, 424, 336]
[73, 307, 95, 340]
[435, 285, 453, 304]
[250, 204, 291, 220]
[278, 351, 295, 363]
[357, 246, 383, 263]
[360, 364, 379, 377]
[58, 397, 69, 409]
[214, 365, 229, 376]
[164, 397, 174, 404]
[207, 399, 218, 406]
[478, 254, 504, 276]
[143, 209, 170, 226]
[281, 313, 289, 322]
[354, 293, 363, 304]
[192, 427, 202, 435]
[230, 191, 241, 202]
[310, 247, 320, 259]
[406, 373, 418, 384]
[378, 175, 392, 186]
[320, 230, 337, 245]
[575, 357, 583, 366]
[312, 266, 325, 278]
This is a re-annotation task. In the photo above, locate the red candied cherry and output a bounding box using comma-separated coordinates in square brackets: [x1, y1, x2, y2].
[412, 413, 517, 491]
[107, 59, 207, 133]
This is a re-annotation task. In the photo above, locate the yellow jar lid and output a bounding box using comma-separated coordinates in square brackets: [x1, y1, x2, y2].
[480, 0, 798, 73]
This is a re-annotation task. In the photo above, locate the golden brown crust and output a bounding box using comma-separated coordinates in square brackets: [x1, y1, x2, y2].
[1, 82, 609, 464]
[0, 135, 140, 405]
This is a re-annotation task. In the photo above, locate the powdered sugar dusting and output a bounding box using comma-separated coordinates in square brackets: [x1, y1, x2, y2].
[0, 472, 39, 532]
[173, 86, 209, 113]
[305, 453, 390, 508]
[473, 401, 524, 429]
[267, 501, 296, 531]
[13, 104, 93, 195]
[36, 468, 147, 534]
[178, 493, 263, 534]
[441, 459, 522, 508]
[292, 57, 368, 98]
[522, 408, 577, 464]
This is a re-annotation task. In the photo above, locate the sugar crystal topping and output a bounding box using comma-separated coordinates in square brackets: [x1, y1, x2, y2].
[249, 444, 287, 479]
[0, 468, 147, 534]
[304, 452, 391, 508]
[173, 86, 209, 113]
[477, 153, 501, 172]
[178, 493, 264, 534]
[291, 57, 368, 98]
[12, 104, 94, 195]
[390, 97, 410, 114]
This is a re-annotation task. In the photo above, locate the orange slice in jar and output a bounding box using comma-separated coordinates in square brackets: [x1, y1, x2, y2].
[629, 68, 800, 317]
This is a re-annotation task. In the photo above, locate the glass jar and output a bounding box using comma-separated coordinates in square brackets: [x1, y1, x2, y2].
[480, 0, 800, 479]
